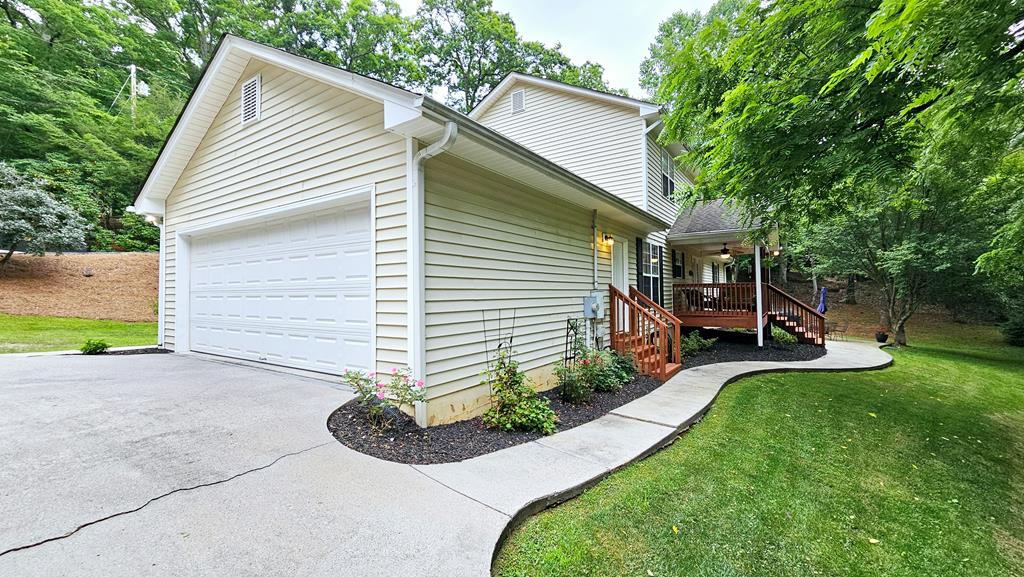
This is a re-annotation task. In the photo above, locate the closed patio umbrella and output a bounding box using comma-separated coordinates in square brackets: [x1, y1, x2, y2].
[817, 287, 828, 314]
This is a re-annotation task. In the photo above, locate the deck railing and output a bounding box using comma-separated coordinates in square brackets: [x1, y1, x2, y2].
[609, 285, 671, 381]
[765, 283, 826, 345]
[673, 282, 757, 317]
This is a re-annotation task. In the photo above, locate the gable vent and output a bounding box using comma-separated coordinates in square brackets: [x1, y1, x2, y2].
[240, 75, 261, 125]
[510, 89, 526, 114]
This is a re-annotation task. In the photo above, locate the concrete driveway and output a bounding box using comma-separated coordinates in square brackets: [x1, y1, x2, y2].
[0, 353, 505, 577]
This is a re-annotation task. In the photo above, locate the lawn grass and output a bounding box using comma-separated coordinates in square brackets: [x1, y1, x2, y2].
[0, 313, 157, 353]
[495, 325, 1024, 577]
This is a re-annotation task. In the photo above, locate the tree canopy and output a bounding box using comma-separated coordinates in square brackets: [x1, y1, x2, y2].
[0, 0, 625, 253]
[648, 0, 1024, 345]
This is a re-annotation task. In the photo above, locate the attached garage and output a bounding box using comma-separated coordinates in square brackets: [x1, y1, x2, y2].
[182, 197, 372, 374]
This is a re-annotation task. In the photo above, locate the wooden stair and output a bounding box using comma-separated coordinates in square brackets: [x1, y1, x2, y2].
[765, 284, 826, 346]
[609, 285, 684, 381]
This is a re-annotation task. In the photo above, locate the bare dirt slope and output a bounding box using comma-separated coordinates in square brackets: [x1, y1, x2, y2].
[0, 252, 158, 322]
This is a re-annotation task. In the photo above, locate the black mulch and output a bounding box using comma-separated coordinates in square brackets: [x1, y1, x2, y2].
[327, 340, 826, 465]
[95, 347, 170, 356]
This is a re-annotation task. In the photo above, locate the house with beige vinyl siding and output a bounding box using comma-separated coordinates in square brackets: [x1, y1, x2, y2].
[134, 36, 817, 427]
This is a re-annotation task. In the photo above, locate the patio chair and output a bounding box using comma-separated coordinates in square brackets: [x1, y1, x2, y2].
[832, 320, 849, 341]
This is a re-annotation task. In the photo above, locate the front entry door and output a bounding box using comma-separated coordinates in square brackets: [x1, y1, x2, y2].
[612, 239, 628, 292]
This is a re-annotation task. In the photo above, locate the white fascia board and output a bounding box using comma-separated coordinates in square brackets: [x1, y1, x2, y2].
[469, 72, 660, 120]
[230, 37, 420, 108]
[135, 34, 422, 211]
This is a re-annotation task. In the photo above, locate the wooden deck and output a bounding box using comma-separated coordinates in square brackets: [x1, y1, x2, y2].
[673, 282, 826, 346]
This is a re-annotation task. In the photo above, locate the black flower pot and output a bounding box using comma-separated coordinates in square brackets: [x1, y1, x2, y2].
[875, 331, 889, 343]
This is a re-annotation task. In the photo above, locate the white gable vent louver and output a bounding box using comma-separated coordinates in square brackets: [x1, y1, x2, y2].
[240, 75, 261, 125]
[510, 89, 526, 114]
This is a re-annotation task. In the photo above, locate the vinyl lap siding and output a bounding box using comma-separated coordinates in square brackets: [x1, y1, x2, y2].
[423, 155, 640, 417]
[476, 85, 645, 207]
[161, 60, 408, 371]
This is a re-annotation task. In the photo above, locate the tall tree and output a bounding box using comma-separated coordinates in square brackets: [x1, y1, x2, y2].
[415, 0, 622, 111]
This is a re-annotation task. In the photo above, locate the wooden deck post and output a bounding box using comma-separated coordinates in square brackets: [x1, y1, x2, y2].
[754, 243, 764, 347]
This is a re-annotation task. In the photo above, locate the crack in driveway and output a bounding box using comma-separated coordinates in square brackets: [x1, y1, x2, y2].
[0, 442, 331, 558]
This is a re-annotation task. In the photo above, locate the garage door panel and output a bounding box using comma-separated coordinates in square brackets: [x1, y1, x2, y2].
[189, 202, 371, 374]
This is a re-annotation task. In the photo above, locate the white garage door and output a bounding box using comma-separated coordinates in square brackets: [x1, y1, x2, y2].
[188, 201, 372, 374]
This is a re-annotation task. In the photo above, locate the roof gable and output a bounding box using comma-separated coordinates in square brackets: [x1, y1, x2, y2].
[468, 72, 660, 121]
[133, 35, 421, 213]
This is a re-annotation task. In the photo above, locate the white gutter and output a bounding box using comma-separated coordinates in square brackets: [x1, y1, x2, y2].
[408, 121, 458, 427]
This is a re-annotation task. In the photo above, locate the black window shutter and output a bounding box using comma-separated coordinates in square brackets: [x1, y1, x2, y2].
[635, 237, 643, 294]
[658, 245, 665, 305]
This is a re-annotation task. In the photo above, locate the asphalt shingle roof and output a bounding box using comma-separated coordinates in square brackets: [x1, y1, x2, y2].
[669, 199, 757, 236]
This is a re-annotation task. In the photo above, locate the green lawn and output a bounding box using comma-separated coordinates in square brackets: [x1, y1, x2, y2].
[0, 313, 157, 353]
[496, 325, 1024, 577]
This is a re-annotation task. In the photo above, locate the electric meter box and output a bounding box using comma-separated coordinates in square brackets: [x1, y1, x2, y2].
[583, 291, 604, 319]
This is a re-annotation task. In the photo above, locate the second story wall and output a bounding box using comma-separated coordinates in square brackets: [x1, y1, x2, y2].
[476, 83, 645, 208]
[645, 135, 682, 228]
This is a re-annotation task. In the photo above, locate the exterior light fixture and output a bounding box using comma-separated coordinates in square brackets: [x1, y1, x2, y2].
[603, 233, 614, 245]
[719, 243, 734, 265]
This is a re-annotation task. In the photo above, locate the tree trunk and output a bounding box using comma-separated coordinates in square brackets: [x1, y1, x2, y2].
[0, 245, 16, 269]
[894, 320, 908, 346]
[880, 308, 892, 332]
[842, 275, 857, 304]
[779, 252, 789, 286]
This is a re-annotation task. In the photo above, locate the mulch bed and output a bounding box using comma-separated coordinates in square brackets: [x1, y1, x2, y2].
[103, 347, 170, 356]
[328, 340, 827, 465]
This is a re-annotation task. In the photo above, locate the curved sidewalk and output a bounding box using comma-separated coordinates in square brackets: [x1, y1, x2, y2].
[412, 339, 894, 575]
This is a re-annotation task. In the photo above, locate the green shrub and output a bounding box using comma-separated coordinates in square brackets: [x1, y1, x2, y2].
[771, 324, 798, 347]
[608, 350, 637, 384]
[80, 339, 109, 355]
[679, 331, 717, 357]
[555, 361, 593, 404]
[482, 349, 558, 435]
[1002, 312, 1024, 346]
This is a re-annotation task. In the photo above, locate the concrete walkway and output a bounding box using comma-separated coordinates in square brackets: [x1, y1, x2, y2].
[0, 341, 891, 576]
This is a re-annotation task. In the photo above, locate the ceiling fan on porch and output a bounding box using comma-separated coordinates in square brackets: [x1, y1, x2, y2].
[718, 243, 735, 265]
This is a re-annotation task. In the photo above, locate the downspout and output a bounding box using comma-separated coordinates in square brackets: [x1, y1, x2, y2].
[592, 209, 599, 291]
[591, 209, 599, 348]
[408, 120, 458, 427]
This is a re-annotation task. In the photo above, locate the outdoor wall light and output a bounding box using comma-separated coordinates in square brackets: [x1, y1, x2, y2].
[603, 233, 614, 245]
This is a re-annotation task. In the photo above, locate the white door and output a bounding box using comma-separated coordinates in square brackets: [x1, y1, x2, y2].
[188, 201, 372, 374]
[612, 239, 628, 292]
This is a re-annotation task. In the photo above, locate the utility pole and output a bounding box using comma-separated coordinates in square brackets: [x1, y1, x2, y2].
[129, 64, 137, 123]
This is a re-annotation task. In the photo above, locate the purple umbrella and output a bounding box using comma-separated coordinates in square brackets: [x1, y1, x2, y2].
[817, 287, 828, 314]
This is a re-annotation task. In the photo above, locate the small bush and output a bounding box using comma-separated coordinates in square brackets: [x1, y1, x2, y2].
[679, 331, 717, 357]
[771, 324, 798, 347]
[555, 361, 593, 404]
[341, 367, 426, 432]
[80, 339, 109, 355]
[482, 349, 558, 435]
[608, 351, 637, 384]
[1002, 312, 1024, 346]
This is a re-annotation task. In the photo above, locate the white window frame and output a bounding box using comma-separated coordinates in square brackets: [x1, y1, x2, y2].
[240, 74, 261, 125]
[661, 149, 675, 198]
[510, 88, 526, 114]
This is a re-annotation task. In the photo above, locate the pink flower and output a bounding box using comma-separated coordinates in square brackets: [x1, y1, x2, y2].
[368, 372, 376, 378]
[376, 391, 386, 400]
[391, 367, 398, 375]
[582, 359, 590, 365]
[376, 381, 385, 389]
[416, 379, 425, 388]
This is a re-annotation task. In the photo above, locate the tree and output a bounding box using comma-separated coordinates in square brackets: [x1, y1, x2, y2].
[415, 0, 623, 111]
[0, 163, 87, 268]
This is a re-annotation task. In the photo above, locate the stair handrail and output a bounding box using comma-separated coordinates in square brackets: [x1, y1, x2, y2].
[628, 286, 682, 364]
[609, 285, 670, 380]
[764, 283, 826, 345]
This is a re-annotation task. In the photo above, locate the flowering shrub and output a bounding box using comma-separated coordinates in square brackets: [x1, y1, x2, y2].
[556, 348, 637, 403]
[341, 367, 426, 431]
[482, 349, 558, 435]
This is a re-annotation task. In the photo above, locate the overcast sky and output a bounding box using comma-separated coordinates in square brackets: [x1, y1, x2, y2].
[396, 0, 717, 98]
